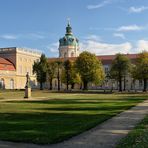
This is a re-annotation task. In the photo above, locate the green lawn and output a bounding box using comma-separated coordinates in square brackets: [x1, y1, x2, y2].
[116, 115, 148, 148]
[0, 90, 147, 144]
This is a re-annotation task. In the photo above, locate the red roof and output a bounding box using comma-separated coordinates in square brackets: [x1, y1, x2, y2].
[0, 57, 15, 71]
[48, 54, 138, 65]
[97, 54, 138, 65]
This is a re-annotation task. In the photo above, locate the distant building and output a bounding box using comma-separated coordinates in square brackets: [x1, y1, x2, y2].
[0, 22, 146, 91]
[59, 21, 79, 58]
[0, 47, 41, 89]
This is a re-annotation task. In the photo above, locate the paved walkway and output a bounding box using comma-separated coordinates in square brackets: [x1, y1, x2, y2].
[0, 99, 148, 148]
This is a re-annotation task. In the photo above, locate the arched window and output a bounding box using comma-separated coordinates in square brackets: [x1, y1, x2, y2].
[10, 79, 14, 89]
[64, 52, 67, 58]
[0, 78, 5, 89]
[55, 80, 57, 87]
[71, 52, 74, 57]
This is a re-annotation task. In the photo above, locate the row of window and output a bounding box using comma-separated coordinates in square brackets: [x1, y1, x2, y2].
[63, 52, 74, 57]
[18, 66, 32, 75]
[0, 78, 14, 89]
[18, 57, 39, 63]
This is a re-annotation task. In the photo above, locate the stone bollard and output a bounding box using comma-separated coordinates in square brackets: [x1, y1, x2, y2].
[24, 87, 31, 98]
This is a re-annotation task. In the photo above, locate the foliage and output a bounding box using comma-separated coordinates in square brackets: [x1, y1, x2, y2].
[62, 60, 72, 90]
[76, 51, 104, 90]
[33, 54, 48, 90]
[47, 61, 57, 90]
[62, 60, 81, 90]
[110, 53, 131, 92]
[55, 60, 63, 91]
[132, 51, 148, 92]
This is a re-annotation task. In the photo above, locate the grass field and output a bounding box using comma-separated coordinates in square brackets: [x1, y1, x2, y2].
[117, 115, 148, 148]
[0, 90, 147, 144]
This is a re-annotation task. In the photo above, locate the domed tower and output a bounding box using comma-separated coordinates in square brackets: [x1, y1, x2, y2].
[59, 21, 79, 58]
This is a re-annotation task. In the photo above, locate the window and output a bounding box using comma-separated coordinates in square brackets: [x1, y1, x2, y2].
[10, 79, 14, 89]
[55, 80, 57, 87]
[139, 80, 143, 87]
[105, 67, 109, 74]
[19, 65, 22, 74]
[71, 52, 74, 57]
[64, 52, 67, 58]
[0, 79, 5, 89]
[24, 58, 27, 62]
[24, 67, 27, 74]
[19, 57, 22, 62]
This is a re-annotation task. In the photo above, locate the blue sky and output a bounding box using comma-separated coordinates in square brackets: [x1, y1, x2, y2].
[0, 0, 148, 57]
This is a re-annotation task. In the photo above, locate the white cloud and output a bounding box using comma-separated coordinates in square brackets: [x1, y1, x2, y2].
[113, 33, 125, 39]
[117, 25, 144, 32]
[47, 42, 59, 53]
[80, 39, 132, 55]
[87, 0, 111, 10]
[0, 34, 18, 40]
[137, 40, 148, 51]
[0, 32, 45, 40]
[47, 39, 148, 57]
[28, 33, 45, 39]
[84, 35, 102, 41]
[129, 6, 148, 13]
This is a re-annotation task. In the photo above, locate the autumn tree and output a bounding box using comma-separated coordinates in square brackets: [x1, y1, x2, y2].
[55, 60, 63, 91]
[47, 61, 57, 90]
[110, 53, 131, 92]
[132, 51, 148, 92]
[33, 54, 48, 90]
[76, 51, 104, 90]
[62, 60, 73, 90]
[62, 60, 81, 90]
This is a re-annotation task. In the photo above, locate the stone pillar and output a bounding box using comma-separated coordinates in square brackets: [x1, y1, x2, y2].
[24, 72, 31, 98]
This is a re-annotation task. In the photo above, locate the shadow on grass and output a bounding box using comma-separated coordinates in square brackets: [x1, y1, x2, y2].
[0, 112, 111, 144]
[5, 95, 148, 104]
[0, 94, 147, 144]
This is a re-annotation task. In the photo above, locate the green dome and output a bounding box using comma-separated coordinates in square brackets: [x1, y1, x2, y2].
[59, 22, 79, 47]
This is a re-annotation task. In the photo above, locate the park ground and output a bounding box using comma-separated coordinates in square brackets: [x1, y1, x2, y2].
[0, 90, 147, 146]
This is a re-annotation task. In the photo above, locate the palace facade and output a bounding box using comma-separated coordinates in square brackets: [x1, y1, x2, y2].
[0, 22, 146, 91]
[0, 47, 41, 89]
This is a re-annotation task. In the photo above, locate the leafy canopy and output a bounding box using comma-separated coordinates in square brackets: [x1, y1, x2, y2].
[110, 53, 131, 80]
[76, 51, 104, 85]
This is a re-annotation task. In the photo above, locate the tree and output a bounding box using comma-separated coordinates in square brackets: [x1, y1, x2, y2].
[55, 60, 63, 91]
[33, 54, 48, 90]
[110, 54, 131, 92]
[62, 60, 81, 90]
[69, 64, 81, 89]
[132, 51, 148, 92]
[47, 61, 57, 90]
[76, 51, 104, 90]
[62, 60, 73, 90]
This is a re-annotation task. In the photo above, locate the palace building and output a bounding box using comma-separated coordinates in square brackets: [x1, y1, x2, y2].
[0, 47, 41, 89]
[0, 22, 146, 90]
[59, 21, 79, 58]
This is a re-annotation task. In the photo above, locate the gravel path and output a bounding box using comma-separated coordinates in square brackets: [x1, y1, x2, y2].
[0, 99, 148, 148]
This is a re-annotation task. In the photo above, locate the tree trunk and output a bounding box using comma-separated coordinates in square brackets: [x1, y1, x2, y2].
[49, 79, 52, 90]
[83, 81, 88, 90]
[123, 76, 126, 91]
[40, 82, 43, 90]
[119, 78, 122, 92]
[71, 83, 74, 89]
[143, 78, 147, 92]
[66, 81, 68, 90]
[57, 67, 60, 91]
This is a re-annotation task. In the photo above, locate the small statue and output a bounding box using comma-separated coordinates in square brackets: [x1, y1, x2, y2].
[25, 72, 30, 88]
[24, 72, 31, 98]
